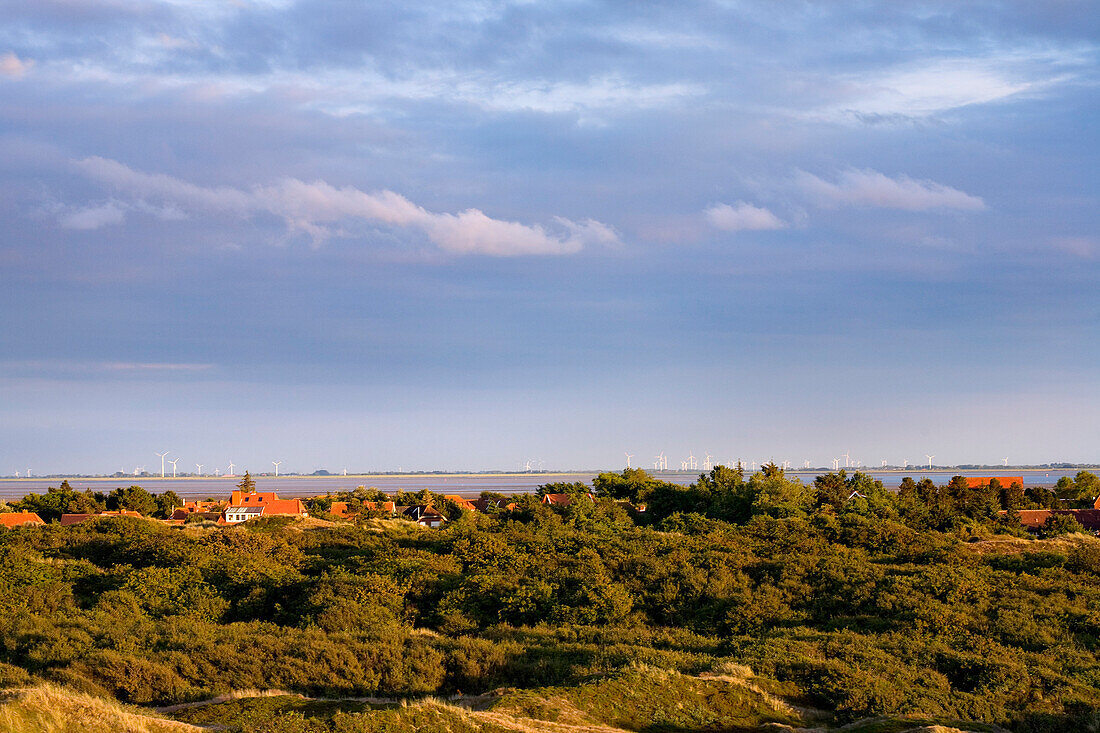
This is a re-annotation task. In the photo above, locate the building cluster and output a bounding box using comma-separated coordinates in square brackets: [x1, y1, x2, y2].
[0, 489, 536, 530]
[324, 494, 523, 528]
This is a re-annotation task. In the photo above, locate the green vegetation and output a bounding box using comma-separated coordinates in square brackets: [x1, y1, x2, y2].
[1, 468, 1099, 732]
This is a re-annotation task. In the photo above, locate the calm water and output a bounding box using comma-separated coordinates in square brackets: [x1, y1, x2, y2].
[0, 469, 1082, 501]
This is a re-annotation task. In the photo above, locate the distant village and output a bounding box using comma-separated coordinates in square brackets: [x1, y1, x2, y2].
[2, 473, 1099, 536]
[0, 471, 598, 531]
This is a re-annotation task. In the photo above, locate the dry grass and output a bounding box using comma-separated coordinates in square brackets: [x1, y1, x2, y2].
[0, 685, 203, 733]
[963, 532, 1100, 556]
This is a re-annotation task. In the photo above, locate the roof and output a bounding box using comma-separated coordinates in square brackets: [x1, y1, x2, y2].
[541, 493, 573, 506]
[328, 501, 353, 517]
[230, 490, 282, 505]
[363, 500, 396, 513]
[443, 495, 476, 511]
[229, 492, 305, 516]
[1014, 508, 1100, 531]
[966, 476, 1024, 489]
[0, 512, 44, 527]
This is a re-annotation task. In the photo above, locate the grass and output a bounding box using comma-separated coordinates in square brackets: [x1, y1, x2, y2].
[0, 685, 201, 733]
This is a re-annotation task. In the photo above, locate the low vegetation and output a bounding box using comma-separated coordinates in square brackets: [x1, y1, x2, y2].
[1, 467, 1100, 731]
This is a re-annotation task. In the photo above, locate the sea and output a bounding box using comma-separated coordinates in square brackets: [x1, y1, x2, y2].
[0, 469, 1084, 501]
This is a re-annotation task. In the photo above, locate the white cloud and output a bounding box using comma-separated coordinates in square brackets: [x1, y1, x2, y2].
[705, 201, 786, 232]
[0, 52, 32, 78]
[819, 52, 1085, 120]
[59, 201, 126, 230]
[795, 169, 985, 212]
[73, 157, 619, 256]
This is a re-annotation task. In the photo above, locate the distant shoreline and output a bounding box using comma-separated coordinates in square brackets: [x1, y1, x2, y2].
[1, 467, 1095, 483]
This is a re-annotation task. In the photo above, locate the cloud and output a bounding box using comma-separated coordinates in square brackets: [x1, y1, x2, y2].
[795, 169, 986, 212]
[820, 52, 1084, 120]
[705, 201, 786, 232]
[58, 201, 126, 230]
[1049, 236, 1097, 259]
[73, 157, 618, 256]
[0, 52, 32, 78]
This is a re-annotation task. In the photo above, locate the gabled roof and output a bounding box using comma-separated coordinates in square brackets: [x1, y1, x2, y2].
[541, 493, 573, 506]
[229, 492, 305, 516]
[230, 490, 282, 505]
[0, 512, 44, 527]
[1014, 508, 1100, 531]
[966, 476, 1024, 489]
[443, 495, 476, 511]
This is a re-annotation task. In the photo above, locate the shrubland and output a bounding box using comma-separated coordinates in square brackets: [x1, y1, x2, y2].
[0, 467, 1099, 731]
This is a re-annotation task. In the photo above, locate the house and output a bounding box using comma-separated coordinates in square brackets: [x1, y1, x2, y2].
[221, 491, 307, 524]
[171, 500, 223, 521]
[0, 512, 45, 528]
[541, 493, 573, 507]
[541, 493, 594, 507]
[400, 505, 447, 528]
[363, 500, 396, 515]
[60, 510, 144, 526]
[328, 501, 354, 518]
[443, 494, 477, 512]
[966, 477, 1024, 489]
[1015, 509, 1100, 532]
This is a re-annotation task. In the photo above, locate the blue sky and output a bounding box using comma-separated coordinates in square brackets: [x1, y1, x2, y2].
[1, 1, 1098, 474]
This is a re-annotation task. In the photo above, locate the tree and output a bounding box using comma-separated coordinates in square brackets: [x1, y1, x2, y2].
[154, 490, 184, 519]
[1040, 513, 1085, 539]
[107, 485, 158, 516]
[237, 471, 256, 494]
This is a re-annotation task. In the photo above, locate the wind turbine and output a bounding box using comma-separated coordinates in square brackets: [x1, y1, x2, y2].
[14, 471, 19, 478]
[903, 459, 908, 469]
[1003, 457, 1009, 467]
[925, 454, 935, 470]
[832, 458, 840, 471]
[624, 453, 634, 468]
[155, 451, 170, 478]
[196, 463, 203, 475]
[272, 460, 282, 477]
[804, 460, 811, 469]
[842, 451, 851, 468]
[687, 452, 697, 471]
[704, 453, 713, 471]
[226, 461, 235, 476]
[882, 459, 887, 468]
[214, 468, 220, 477]
[168, 458, 179, 477]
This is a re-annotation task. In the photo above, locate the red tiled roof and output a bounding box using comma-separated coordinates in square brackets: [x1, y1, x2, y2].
[966, 476, 1024, 489]
[1014, 508, 1100, 531]
[228, 492, 304, 516]
[443, 494, 476, 511]
[0, 512, 44, 527]
[230, 490, 282, 505]
[541, 493, 573, 506]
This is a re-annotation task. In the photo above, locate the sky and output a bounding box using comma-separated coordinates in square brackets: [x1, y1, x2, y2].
[1, 1, 1098, 475]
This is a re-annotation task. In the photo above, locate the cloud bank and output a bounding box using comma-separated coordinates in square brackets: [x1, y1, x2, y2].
[73, 157, 618, 256]
[705, 201, 786, 232]
[796, 169, 986, 212]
